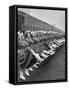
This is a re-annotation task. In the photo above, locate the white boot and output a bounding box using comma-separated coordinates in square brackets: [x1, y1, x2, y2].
[20, 70, 26, 80]
[25, 69, 30, 76]
[28, 67, 33, 71]
[50, 51, 55, 55]
[41, 53, 48, 59]
[30, 48, 44, 62]
[33, 64, 38, 68]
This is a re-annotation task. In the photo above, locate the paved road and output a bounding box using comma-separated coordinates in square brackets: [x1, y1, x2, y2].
[21, 44, 65, 82]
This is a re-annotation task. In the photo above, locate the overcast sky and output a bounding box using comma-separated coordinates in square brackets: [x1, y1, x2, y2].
[18, 8, 65, 32]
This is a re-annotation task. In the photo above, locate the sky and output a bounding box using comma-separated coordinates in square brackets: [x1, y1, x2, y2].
[18, 8, 65, 32]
